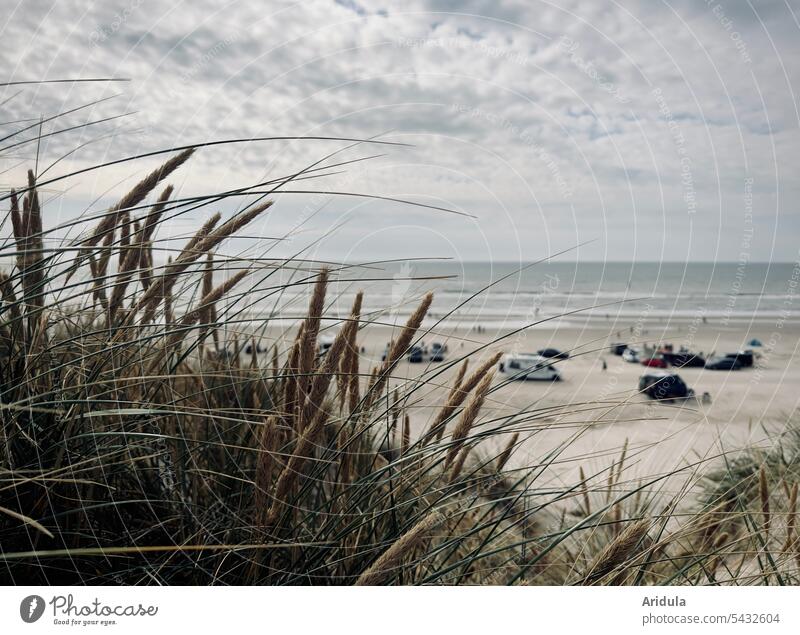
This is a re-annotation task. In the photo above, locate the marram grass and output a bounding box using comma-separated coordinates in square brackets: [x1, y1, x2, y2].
[1, 140, 799, 585]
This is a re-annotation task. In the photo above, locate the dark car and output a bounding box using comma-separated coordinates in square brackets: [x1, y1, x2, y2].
[723, 350, 753, 368]
[639, 371, 693, 400]
[316, 334, 335, 357]
[610, 343, 628, 356]
[537, 348, 569, 360]
[429, 342, 447, 362]
[662, 352, 706, 368]
[408, 345, 425, 363]
[245, 341, 266, 355]
[705, 356, 742, 371]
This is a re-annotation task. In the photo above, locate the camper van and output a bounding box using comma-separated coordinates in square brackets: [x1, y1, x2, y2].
[498, 353, 561, 381]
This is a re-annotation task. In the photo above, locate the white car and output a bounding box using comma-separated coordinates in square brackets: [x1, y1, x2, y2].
[622, 347, 641, 363]
[498, 353, 561, 381]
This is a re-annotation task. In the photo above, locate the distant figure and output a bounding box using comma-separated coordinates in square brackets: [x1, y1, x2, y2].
[602, 358, 607, 371]
[702, 392, 712, 405]
[702, 316, 707, 324]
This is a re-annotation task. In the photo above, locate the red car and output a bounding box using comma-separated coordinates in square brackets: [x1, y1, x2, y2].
[641, 356, 668, 368]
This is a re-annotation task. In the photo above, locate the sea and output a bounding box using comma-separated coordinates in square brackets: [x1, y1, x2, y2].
[244, 261, 800, 330]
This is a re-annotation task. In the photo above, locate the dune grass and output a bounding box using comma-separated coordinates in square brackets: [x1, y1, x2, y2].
[1, 134, 798, 585]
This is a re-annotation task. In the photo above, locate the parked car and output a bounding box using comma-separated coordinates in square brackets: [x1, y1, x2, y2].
[380, 342, 424, 362]
[641, 355, 668, 368]
[317, 333, 335, 357]
[379, 341, 449, 363]
[407, 345, 425, 363]
[705, 356, 742, 371]
[723, 350, 754, 368]
[429, 342, 447, 362]
[662, 351, 706, 368]
[498, 353, 561, 381]
[639, 371, 694, 400]
[537, 348, 569, 360]
[244, 343, 264, 355]
[610, 343, 628, 356]
[244, 342, 265, 355]
[622, 347, 641, 363]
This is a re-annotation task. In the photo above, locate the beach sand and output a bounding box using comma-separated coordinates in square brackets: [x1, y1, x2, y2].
[252, 316, 799, 498]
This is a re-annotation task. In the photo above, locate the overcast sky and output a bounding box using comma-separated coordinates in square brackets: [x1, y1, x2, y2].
[2, 0, 799, 263]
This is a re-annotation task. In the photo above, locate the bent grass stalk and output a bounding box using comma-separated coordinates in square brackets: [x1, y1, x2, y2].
[1, 131, 794, 587]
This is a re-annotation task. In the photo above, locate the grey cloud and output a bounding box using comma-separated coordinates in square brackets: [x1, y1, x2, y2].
[0, 0, 797, 262]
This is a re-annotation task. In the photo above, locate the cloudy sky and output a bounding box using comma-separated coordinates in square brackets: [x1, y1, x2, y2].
[2, 0, 799, 263]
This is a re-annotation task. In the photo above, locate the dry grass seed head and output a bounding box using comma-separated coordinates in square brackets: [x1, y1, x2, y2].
[782, 482, 797, 553]
[428, 352, 501, 444]
[354, 510, 446, 585]
[444, 371, 494, 469]
[584, 519, 650, 584]
[85, 148, 194, 247]
[759, 464, 770, 537]
[495, 432, 519, 473]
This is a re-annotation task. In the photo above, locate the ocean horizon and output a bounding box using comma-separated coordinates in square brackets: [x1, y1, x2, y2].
[241, 260, 800, 328]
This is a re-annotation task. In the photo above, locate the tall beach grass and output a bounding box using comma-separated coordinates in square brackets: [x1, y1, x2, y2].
[1, 117, 798, 585]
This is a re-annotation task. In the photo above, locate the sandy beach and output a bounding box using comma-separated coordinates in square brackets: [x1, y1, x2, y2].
[254, 315, 799, 494]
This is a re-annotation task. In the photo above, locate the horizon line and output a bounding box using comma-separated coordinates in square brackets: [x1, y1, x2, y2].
[342, 259, 799, 265]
